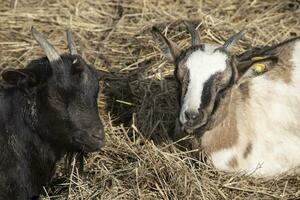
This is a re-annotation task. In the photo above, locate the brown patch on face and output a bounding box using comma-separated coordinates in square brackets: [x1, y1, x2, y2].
[265, 43, 295, 83]
[178, 62, 189, 94]
[228, 157, 238, 168]
[243, 142, 252, 159]
[201, 89, 239, 154]
[176, 58, 187, 82]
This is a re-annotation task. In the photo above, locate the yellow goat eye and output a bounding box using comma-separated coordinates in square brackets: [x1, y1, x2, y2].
[252, 63, 266, 73]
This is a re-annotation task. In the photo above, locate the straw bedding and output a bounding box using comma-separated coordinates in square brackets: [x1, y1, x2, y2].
[0, 0, 299, 199]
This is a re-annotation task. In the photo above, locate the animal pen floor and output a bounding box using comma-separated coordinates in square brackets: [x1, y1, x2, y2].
[0, 0, 300, 199]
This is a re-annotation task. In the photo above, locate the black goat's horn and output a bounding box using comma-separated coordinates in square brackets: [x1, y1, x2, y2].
[223, 29, 247, 51]
[184, 21, 201, 46]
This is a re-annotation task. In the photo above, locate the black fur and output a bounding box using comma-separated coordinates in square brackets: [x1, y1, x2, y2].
[0, 54, 104, 199]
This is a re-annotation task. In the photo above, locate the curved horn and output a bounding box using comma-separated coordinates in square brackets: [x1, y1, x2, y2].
[184, 21, 201, 46]
[223, 29, 247, 51]
[31, 27, 63, 64]
[67, 29, 78, 55]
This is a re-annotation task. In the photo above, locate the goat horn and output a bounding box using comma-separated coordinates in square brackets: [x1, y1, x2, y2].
[223, 29, 247, 51]
[67, 29, 78, 55]
[184, 21, 201, 46]
[31, 27, 63, 64]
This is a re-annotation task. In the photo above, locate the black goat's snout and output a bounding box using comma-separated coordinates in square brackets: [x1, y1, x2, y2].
[72, 126, 105, 152]
[90, 127, 105, 140]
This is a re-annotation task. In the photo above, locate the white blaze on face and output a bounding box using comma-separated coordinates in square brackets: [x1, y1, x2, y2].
[180, 44, 228, 124]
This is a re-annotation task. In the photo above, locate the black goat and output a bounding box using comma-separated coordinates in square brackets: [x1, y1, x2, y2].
[0, 28, 105, 199]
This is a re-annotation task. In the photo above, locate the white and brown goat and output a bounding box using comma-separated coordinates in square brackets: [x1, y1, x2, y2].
[152, 22, 300, 177]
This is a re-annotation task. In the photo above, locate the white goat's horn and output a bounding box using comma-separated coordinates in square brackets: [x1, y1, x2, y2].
[67, 29, 78, 55]
[31, 27, 63, 63]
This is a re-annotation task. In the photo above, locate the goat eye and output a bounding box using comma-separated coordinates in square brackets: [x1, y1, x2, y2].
[213, 84, 221, 94]
[71, 61, 84, 74]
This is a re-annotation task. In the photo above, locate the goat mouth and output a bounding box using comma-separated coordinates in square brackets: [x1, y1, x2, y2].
[72, 137, 104, 153]
[183, 121, 207, 133]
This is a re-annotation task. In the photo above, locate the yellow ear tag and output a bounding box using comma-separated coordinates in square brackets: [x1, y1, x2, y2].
[253, 63, 266, 73]
[251, 56, 265, 61]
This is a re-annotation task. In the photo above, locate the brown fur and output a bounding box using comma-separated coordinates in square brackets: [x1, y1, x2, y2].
[264, 43, 295, 83]
[243, 142, 252, 159]
[201, 123, 238, 154]
[200, 40, 299, 159]
[228, 157, 238, 168]
[201, 89, 239, 153]
[200, 81, 254, 154]
[239, 82, 250, 100]
[198, 44, 297, 155]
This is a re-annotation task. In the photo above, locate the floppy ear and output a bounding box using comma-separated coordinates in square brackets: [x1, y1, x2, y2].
[237, 57, 277, 84]
[151, 26, 181, 63]
[95, 69, 126, 81]
[1, 68, 38, 88]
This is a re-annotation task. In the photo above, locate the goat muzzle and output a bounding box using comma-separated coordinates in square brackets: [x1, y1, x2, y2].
[72, 128, 105, 152]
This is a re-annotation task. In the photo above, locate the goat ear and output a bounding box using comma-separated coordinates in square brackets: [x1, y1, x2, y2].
[1, 68, 38, 88]
[95, 69, 125, 81]
[237, 58, 276, 84]
[96, 70, 110, 80]
[230, 56, 261, 83]
[151, 26, 181, 63]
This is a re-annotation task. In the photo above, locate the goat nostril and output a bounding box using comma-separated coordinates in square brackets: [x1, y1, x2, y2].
[191, 114, 197, 120]
[91, 132, 104, 140]
[185, 111, 199, 120]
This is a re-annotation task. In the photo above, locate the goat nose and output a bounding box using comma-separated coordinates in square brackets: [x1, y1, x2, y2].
[185, 110, 199, 120]
[91, 128, 105, 140]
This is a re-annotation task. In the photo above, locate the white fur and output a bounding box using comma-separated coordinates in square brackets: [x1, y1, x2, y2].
[211, 40, 300, 177]
[292, 40, 300, 82]
[212, 80, 300, 176]
[180, 44, 227, 124]
[211, 148, 237, 170]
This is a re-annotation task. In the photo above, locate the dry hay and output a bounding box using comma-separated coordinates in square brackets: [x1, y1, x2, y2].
[1, 0, 300, 199]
